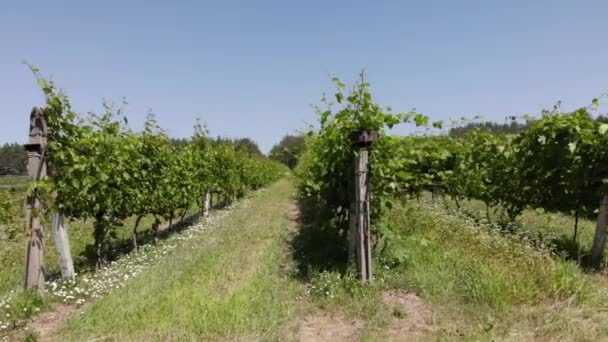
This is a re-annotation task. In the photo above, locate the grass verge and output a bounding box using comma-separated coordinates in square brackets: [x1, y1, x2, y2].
[9, 179, 608, 340]
[55, 179, 308, 341]
[438, 193, 600, 263]
[297, 198, 608, 340]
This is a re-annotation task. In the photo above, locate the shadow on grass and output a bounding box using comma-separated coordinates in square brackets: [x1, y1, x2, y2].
[549, 235, 596, 269]
[289, 197, 349, 280]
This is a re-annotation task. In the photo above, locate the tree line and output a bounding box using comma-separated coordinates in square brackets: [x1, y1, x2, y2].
[0, 143, 27, 176]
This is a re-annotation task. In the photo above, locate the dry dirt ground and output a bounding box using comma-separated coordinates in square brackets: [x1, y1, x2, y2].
[378, 289, 435, 340]
[295, 290, 434, 342]
[9, 304, 86, 342]
[298, 313, 364, 342]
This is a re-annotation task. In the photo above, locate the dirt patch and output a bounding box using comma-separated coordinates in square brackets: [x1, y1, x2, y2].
[11, 303, 87, 342]
[204, 237, 221, 247]
[380, 290, 434, 340]
[298, 313, 363, 342]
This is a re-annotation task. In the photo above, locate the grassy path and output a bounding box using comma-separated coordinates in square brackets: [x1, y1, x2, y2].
[51, 179, 309, 341]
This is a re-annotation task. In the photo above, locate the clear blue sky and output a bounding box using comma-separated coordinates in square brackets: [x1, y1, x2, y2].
[1, 0, 606, 153]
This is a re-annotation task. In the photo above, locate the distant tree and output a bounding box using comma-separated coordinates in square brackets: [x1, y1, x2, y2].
[233, 138, 262, 156]
[450, 111, 608, 137]
[170, 137, 191, 148]
[213, 137, 262, 156]
[449, 120, 532, 137]
[596, 114, 608, 123]
[0, 143, 27, 175]
[269, 135, 305, 169]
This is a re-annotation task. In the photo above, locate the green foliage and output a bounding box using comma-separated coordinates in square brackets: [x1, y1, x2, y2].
[29, 68, 287, 264]
[393, 107, 608, 226]
[514, 108, 605, 218]
[0, 191, 24, 242]
[297, 71, 608, 268]
[0, 192, 13, 226]
[296, 72, 431, 256]
[436, 108, 608, 223]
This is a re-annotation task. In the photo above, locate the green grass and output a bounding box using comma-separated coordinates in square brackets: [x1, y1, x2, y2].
[299, 198, 608, 340]
[0, 204, 201, 335]
[385, 204, 591, 306]
[56, 179, 309, 341]
[436, 193, 599, 261]
[0, 176, 27, 187]
[6, 179, 608, 340]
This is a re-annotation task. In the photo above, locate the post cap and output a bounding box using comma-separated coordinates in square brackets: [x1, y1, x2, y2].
[28, 107, 48, 145]
[350, 130, 380, 147]
[24, 143, 43, 153]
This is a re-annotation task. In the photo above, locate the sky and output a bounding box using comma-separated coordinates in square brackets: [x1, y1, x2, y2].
[1, 0, 607, 153]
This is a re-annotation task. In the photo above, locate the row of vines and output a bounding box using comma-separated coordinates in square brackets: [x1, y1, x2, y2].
[296, 73, 608, 269]
[32, 69, 287, 266]
[0, 191, 23, 241]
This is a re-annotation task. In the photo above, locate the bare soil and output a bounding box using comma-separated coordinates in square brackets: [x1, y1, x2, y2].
[380, 289, 435, 340]
[10, 303, 87, 342]
[298, 313, 364, 342]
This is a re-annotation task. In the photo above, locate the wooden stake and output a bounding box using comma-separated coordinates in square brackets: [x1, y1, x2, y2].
[354, 148, 372, 281]
[591, 193, 608, 268]
[350, 130, 378, 282]
[203, 192, 210, 217]
[24, 107, 48, 292]
[348, 201, 356, 265]
[52, 212, 75, 279]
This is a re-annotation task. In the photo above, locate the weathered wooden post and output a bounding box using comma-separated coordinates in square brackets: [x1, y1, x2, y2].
[52, 212, 75, 279]
[350, 130, 379, 282]
[348, 201, 356, 266]
[24, 107, 48, 291]
[591, 192, 608, 268]
[203, 192, 211, 217]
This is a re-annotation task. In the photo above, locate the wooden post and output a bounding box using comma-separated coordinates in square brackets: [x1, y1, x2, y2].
[24, 107, 48, 292]
[348, 201, 356, 265]
[52, 212, 75, 279]
[431, 184, 438, 204]
[350, 130, 379, 282]
[203, 192, 210, 217]
[355, 148, 371, 281]
[591, 193, 608, 268]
